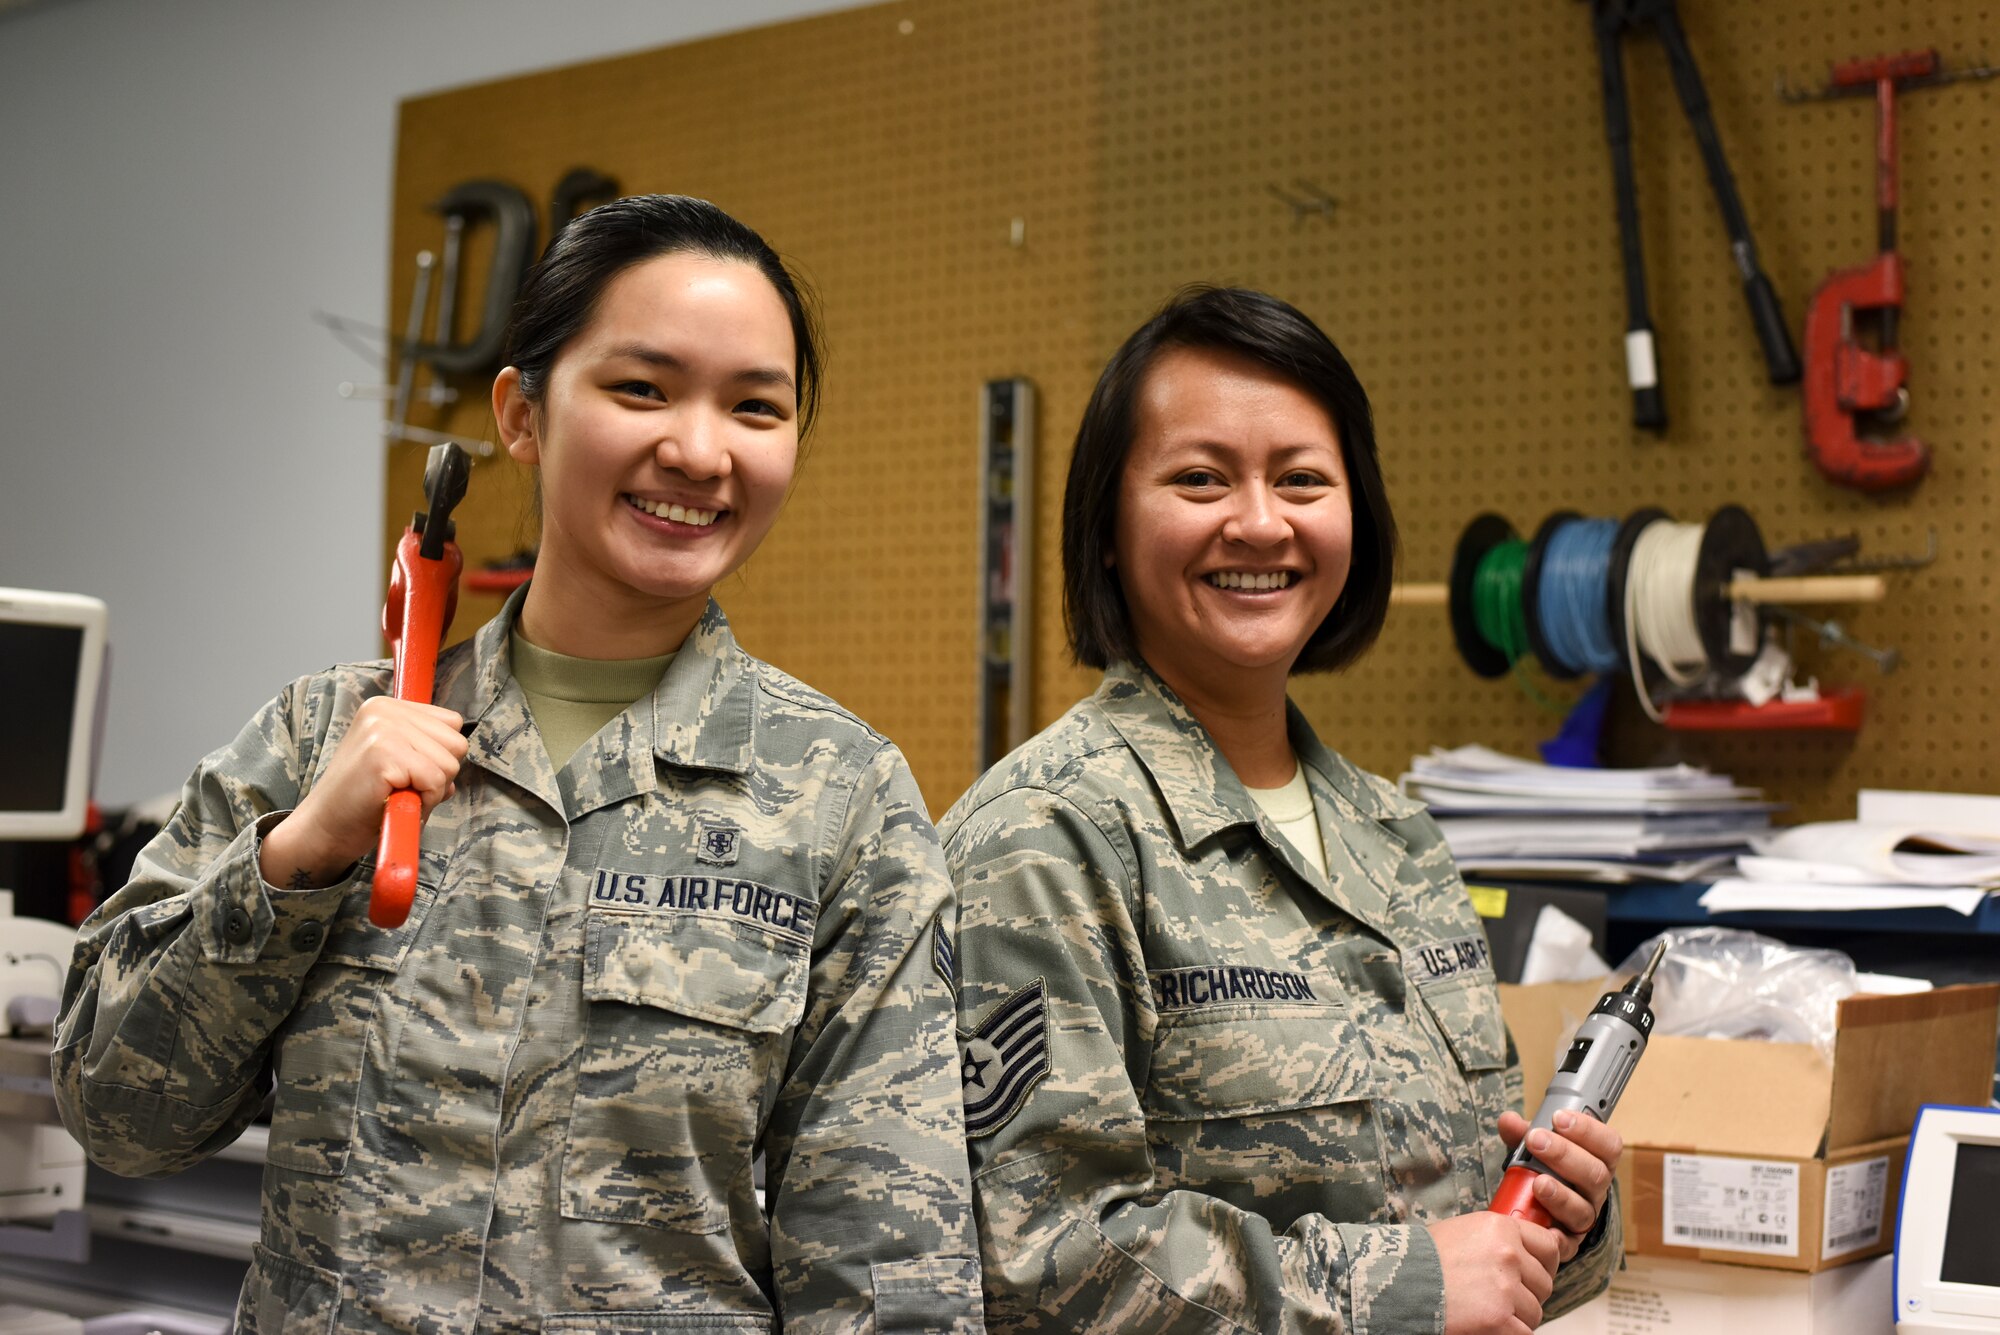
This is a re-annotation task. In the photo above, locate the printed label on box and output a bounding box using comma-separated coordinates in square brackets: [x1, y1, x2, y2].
[1661, 1154, 1799, 1257]
[1821, 1155, 1888, 1259]
[1605, 1286, 1673, 1333]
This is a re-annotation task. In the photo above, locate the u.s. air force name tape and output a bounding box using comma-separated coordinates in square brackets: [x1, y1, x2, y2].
[590, 868, 816, 939]
[1409, 933, 1492, 982]
[959, 978, 1049, 1138]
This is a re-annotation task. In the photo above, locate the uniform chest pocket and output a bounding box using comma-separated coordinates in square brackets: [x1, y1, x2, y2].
[561, 909, 810, 1234]
[267, 870, 441, 1178]
[1142, 1002, 1394, 1225]
[1415, 972, 1509, 1075]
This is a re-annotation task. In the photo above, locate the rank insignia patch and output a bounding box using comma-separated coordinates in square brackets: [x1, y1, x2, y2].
[695, 822, 741, 866]
[933, 922, 957, 993]
[959, 978, 1049, 1138]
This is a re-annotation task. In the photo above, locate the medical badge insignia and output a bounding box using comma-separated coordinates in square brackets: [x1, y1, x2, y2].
[695, 822, 742, 866]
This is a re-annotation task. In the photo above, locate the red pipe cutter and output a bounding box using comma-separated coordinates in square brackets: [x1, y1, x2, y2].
[369, 443, 470, 928]
[1801, 50, 1936, 492]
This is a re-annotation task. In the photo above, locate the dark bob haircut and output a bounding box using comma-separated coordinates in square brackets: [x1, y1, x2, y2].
[1061, 285, 1397, 674]
[501, 193, 822, 439]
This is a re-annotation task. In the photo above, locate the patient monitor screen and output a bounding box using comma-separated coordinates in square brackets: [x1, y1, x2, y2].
[0, 621, 83, 812]
[1940, 1141, 2000, 1286]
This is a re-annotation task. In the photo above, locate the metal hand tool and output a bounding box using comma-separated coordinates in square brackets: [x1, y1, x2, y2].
[409, 180, 537, 378]
[1491, 940, 1668, 1228]
[1800, 52, 1937, 492]
[547, 167, 619, 255]
[1587, 0, 1799, 431]
[370, 443, 471, 929]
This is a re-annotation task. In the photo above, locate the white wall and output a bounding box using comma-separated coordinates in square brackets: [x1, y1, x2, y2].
[0, 0, 862, 808]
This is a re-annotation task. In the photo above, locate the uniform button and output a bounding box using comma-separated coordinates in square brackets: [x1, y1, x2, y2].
[222, 908, 253, 944]
[291, 920, 326, 952]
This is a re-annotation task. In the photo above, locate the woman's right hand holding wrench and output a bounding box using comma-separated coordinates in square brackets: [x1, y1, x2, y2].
[258, 696, 467, 891]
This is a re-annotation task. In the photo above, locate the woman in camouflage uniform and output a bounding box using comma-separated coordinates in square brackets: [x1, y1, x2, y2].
[56, 196, 981, 1335]
[944, 287, 1621, 1334]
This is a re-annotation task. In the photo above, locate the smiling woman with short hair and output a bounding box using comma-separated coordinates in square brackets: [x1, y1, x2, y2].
[945, 286, 1623, 1335]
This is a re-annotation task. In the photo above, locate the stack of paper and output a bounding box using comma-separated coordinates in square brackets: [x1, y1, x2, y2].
[1401, 747, 1773, 883]
[1701, 789, 2000, 916]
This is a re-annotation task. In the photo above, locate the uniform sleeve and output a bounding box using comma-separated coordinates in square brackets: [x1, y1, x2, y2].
[52, 679, 362, 1178]
[947, 786, 1445, 1335]
[764, 740, 984, 1335]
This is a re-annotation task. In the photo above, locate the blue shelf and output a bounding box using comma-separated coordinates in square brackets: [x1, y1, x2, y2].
[1589, 881, 2000, 936]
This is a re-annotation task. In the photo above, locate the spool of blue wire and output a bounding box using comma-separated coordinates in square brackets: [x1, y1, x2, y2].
[1535, 516, 1623, 676]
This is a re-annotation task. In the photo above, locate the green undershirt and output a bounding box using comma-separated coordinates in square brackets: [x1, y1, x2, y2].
[509, 630, 674, 771]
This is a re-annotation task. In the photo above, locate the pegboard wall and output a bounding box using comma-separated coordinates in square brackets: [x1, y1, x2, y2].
[388, 0, 1998, 821]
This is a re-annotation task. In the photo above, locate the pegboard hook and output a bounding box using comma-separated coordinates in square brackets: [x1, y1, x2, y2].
[1776, 50, 2000, 103]
[1268, 179, 1336, 227]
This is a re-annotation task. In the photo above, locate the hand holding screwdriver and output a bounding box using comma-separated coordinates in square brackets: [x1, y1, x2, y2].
[1490, 940, 1667, 1238]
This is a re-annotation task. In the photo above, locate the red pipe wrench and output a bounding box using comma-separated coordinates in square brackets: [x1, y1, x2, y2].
[1801, 50, 1936, 492]
[369, 443, 470, 928]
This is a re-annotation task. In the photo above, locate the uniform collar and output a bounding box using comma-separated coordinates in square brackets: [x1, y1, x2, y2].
[438, 586, 559, 812]
[440, 589, 754, 815]
[649, 599, 755, 776]
[1093, 660, 1259, 849]
[1287, 704, 1428, 825]
[1094, 658, 1424, 851]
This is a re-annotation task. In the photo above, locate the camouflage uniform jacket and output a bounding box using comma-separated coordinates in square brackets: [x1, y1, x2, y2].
[54, 593, 984, 1335]
[941, 662, 1619, 1333]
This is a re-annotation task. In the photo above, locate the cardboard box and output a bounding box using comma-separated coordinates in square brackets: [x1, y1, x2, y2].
[1499, 980, 2000, 1273]
[1541, 1253, 1894, 1335]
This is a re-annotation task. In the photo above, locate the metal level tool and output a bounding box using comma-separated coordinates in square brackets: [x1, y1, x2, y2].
[369, 443, 471, 929]
[1490, 939, 1668, 1228]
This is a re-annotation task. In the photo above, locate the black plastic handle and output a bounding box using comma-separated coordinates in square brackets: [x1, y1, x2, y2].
[1743, 274, 1801, 385]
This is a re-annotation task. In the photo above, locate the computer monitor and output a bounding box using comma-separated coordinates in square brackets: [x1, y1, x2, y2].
[0, 587, 108, 840]
[1896, 1102, 2000, 1332]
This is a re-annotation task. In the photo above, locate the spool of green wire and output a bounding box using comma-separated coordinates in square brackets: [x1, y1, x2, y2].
[1471, 537, 1533, 666]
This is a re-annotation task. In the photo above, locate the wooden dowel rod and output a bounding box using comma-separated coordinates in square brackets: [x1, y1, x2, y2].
[1388, 574, 1887, 607]
[1724, 574, 1886, 603]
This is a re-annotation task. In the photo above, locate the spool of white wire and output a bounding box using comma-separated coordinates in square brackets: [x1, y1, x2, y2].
[1624, 518, 1709, 722]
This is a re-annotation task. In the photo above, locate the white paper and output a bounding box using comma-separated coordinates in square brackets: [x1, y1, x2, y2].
[1519, 905, 1612, 984]
[1700, 879, 1995, 916]
[1851, 971, 1933, 995]
[1858, 788, 2000, 835]
[1406, 746, 1758, 798]
[1439, 812, 1770, 857]
[1449, 855, 1737, 884]
[1414, 789, 1776, 815]
[1662, 1154, 1799, 1257]
[1821, 1156, 1889, 1259]
[1747, 822, 2000, 886]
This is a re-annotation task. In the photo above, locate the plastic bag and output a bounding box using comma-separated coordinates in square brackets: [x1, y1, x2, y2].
[1611, 926, 1859, 1065]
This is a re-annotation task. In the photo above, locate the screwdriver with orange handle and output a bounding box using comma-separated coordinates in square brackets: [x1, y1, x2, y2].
[1489, 940, 1667, 1227]
[368, 442, 470, 928]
